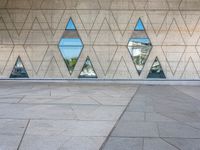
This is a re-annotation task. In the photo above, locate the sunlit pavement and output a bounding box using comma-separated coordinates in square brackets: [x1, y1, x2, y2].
[0, 81, 200, 150]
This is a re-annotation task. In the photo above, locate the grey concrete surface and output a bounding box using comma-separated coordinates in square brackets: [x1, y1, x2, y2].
[102, 85, 200, 150]
[0, 81, 200, 150]
[0, 81, 136, 150]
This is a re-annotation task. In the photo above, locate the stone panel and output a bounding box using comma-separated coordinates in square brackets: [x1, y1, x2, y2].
[0, 1, 199, 79]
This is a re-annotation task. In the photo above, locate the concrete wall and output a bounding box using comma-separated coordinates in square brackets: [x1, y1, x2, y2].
[0, 0, 200, 79]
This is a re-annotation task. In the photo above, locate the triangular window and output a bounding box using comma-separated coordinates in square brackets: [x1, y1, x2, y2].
[10, 56, 29, 78]
[66, 18, 76, 30]
[135, 18, 145, 31]
[147, 57, 166, 78]
[79, 57, 97, 78]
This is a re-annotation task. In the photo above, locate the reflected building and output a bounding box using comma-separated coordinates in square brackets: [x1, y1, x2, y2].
[147, 57, 166, 78]
[128, 18, 152, 75]
[10, 57, 29, 78]
[79, 57, 97, 78]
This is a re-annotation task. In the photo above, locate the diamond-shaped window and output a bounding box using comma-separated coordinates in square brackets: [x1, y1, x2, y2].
[128, 18, 152, 75]
[147, 57, 166, 78]
[79, 56, 97, 78]
[10, 56, 29, 78]
[58, 18, 83, 75]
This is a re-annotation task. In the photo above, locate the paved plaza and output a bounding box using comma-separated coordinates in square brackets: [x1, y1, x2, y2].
[0, 81, 200, 150]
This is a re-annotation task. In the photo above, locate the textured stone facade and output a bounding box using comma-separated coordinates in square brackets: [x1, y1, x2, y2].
[0, 0, 200, 79]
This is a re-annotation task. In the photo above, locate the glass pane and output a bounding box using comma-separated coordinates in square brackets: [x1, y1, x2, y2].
[128, 18, 152, 75]
[59, 46, 82, 74]
[10, 57, 29, 78]
[58, 18, 83, 75]
[79, 57, 97, 78]
[128, 38, 152, 74]
[66, 18, 76, 30]
[59, 38, 83, 46]
[135, 18, 144, 31]
[147, 57, 166, 78]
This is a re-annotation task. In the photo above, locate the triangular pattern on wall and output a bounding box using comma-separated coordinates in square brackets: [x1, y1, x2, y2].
[25, 18, 48, 44]
[43, 10, 64, 34]
[98, 0, 112, 9]
[0, 45, 13, 73]
[94, 18, 117, 45]
[166, 0, 182, 9]
[128, 18, 152, 75]
[24, 45, 48, 73]
[77, 10, 99, 35]
[113, 57, 132, 79]
[132, 0, 147, 9]
[79, 56, 97, 78]
[112, 10, 133, 35]
[181, 57, 199, 79]
[6, 0, 31, 9]
[110, 0, 135, 10]
[179, 0, 200, 10]
[45, 57, 63, 78]
[58, 18, 84, 75]
[76, 0, 100, 9]
[93, 46, 117, 75]
[63, 0, 78, 9]
[10, 56, 29, 78]
[162, 19, 185, 45]
[146, 11, 168, 35]
[0, 18, 13, 44]
[147, 57, 166, 78]
[162, 46, 185, 74]
[28, 0, 43, 9]
[145, 0, 169, 10]
[181, 11, 200, 36]
[40, 0, 65, 9]
[8, 9, 29, 35]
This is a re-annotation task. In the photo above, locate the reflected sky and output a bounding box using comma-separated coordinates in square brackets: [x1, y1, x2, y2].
[59, 46, 82, 59]
[66, 18, 76, 30]
[59, 18, 84, 75]
[135, 18, 144, 31]
[59, 38, 83, 60]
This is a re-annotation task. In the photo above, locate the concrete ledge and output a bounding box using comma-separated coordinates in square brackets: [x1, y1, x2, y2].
[0, 79, 200, 86]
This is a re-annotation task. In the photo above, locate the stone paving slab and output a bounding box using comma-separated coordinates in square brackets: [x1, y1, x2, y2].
[0, 135, 22, 150]
[1, 82, 200, 150]
[0, 81, 136, 150]
[102, 85, 200, 150]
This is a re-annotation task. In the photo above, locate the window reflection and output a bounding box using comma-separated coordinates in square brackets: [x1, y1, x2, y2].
[128, 18, 152, 75]
[58, 18, 83, 75]
[10, 56, 29, 78]
[134, 18, 145, 31]
[147, 57, 166, 78]
[79, 57, 97, 78]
